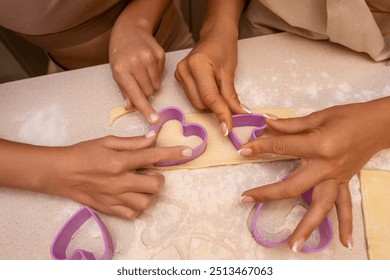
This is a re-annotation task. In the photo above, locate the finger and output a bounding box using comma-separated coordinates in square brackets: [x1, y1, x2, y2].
[288, 180, 338, 252]
[119, 74, 159, 124]
[115, 171, 165, 194]
[264, 113, 319, 134]
[147, 50, 164, 90]
[191, 66, 232, 134]
[241, 163, 323, 202]
[132, 68, 155, 97]
[240, 134, 317, 158]
[109, 205, 140, 220]
[125, 145, 193, 169]
[103, 135, 156, 151]
[219, 72, 248, 114]
[335, 182, 353, 248]
[175, 62, 207, 110]
[118, 192, 157, 212]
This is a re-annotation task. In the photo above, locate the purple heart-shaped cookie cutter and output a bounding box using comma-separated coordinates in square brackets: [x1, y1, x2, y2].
[150, 106, 208, 167]
[229, 113, 333, 252]
[50, 206, 114, 260]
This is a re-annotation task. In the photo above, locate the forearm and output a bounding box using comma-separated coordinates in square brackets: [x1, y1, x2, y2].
[200, 0, 246, 40]
[0, 139, 60, 193]
[115, 0, 172, 33]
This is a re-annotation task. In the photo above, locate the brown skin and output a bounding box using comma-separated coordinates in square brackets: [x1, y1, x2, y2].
[174, 0, 248, 135]
[239, 97, 390, 251]
[0, 134, 191, 219]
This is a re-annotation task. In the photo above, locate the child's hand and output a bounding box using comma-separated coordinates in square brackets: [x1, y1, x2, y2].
[239, 98, 390, 252]
[50, 134, 191, 219]
[109, 23, 165, 124]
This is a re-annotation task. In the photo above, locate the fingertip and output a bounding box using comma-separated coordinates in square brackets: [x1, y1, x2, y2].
[148, 112, 160, 124]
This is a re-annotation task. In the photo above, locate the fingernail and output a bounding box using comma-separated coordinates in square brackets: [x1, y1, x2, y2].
[144, 170, 158, 176]
[145, 130, 156, 139]
[291, 237, 305, 254]
[238, 148, 253, 157]
[263, 113, 279, 120]
[182, 148, 192, 157]
[220, 122, 228, 136]
[347, 235, 353, 249]
[149, 113, 159, 123]
[240, 195, 255, 204]
[124, 98, 130, 108]
[240, 103, 253, 114]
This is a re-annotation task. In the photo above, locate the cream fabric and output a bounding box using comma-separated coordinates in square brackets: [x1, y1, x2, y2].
[240, 0, 390, 61]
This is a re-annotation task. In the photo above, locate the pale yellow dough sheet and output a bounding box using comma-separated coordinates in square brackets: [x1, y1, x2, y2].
[360, 170, 390, 260]
[109, 106, 298, 170]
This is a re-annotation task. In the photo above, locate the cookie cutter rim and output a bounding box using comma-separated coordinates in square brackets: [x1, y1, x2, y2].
[150, 106, 208, 167]
[50, 206, 114, 260]
[228, 113, 267, 150]
[251, 188, 333, 253]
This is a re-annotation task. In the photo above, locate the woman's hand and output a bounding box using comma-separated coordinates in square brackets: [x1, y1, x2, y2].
[47, 134, 192, 219]
[175, 0, 248, 135]
[239, 98, 390, 252]
[175, 34, 248, 135]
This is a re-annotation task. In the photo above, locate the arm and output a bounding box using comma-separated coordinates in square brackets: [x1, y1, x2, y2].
[0, 134, 192, 219]
[175, 0, 248, 136]
[109, 0, 172, 124]
[239, 97, 390, 252]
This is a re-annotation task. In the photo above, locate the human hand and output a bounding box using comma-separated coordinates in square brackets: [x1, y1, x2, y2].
[175, 35, 249, 135]
[49, 133, 192, 219]
[109, 24, 165, 124]
[239, 100, 390, 252]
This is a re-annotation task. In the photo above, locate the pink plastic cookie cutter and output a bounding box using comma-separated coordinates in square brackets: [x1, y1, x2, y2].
[252, 188, 333, 253]
[228, 113, 267, 150]
[150, 106, 208, 167]
[228, 113, 333, 252]
[50, 206, 114, 260]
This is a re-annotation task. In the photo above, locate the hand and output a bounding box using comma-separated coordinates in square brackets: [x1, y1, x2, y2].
[109, 24, 165, 124]
[175, 35, 249, 135]
[239, 100, 390, 252]
[48, 134, 192, 219]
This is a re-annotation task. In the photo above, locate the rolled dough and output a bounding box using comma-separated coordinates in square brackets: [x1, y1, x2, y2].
[360, 170, 390, 260]
[109, 106, 299, 170]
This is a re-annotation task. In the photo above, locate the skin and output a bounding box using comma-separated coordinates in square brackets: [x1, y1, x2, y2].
[239, 97, 390, 251]
[109, 0, 172, 124]
[0, 133, 192, 219]
[174, 0, 249, 135]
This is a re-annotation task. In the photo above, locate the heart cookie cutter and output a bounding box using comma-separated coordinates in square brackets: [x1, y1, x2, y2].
[229, 113, 333, 252]
[228, 114, 267, 150]
[252, 188, 333, 253]
[150, 106, 208, 167]
[50, 206, 114, 260]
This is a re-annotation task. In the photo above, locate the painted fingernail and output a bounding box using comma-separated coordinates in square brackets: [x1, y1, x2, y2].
[240, 195, 255, 204]
[263, 113, 279, 120]
[238, 148, 253, 157]
[182, 148, 193, 157]
[220, 122, 228, 136]
[240, 103, 253, 114]
[347, 235, 353, 250]
[149, 113, 159, 123]
[291, 237, 305, 254]
[145, 130, 156, 139]
[124, 98, 130, 108]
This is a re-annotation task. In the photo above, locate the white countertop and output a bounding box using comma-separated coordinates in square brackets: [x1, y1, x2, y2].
[1, 33, 389, 260]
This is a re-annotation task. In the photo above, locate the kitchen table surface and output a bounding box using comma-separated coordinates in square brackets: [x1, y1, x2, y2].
[1, 33, 389, 260]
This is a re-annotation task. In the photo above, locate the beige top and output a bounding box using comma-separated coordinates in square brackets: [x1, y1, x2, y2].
[240, 0, 390, 61]
[0, 0, 193, 69]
